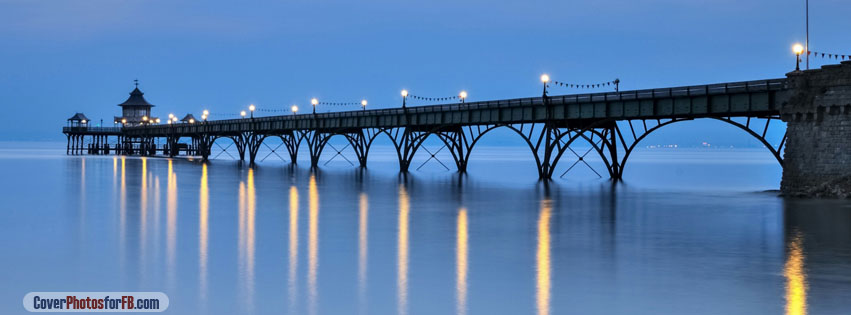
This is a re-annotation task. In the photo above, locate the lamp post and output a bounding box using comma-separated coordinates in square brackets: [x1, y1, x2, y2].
[291, 105, 299, 115]
[459, 91, 467, 103]
[203, 110, 209, 122]
[361, 99, 367, 111]
[249, 104, 255, 118]
[540, 74, 550, 96]
[793, 44, 804, 71]
[241, 110, 247, 119]
[142, 116, 149, 125]
[311, 98, 318, 114]
[401, 89, 408, 109]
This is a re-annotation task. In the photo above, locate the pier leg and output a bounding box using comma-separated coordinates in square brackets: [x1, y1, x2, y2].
[304, 131, 329, 168]
[234, 135, 247, 162]
[246, 133, 264, 165]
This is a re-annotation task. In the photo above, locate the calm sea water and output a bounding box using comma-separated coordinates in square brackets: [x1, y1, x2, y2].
[2, 141, 851, 314]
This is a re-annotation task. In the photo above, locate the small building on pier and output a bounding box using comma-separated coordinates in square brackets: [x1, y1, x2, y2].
[180, 114, 197, 124]
[114, 82, 158, 126]
[66, 113, 89, 127]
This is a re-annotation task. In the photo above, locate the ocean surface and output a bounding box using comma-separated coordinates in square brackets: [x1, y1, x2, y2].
[2, 141, 850, 314]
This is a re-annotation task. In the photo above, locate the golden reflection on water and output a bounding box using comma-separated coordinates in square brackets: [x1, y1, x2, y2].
[308, 174, 320, 315]
[784, 232, 807, 315]
[120, 157, 126, 259]
[456, 208, 468, 315]
[238, 168, 257, 313]
[288, 185, 299, 313]
[397, 184, 410, 315]
[153, 175, 161, 256]
[166, 160, 178, 290]
[358, 192, 369, 314]
[536, 199, 552, 315]
[199, 163, 209, 301]
[140, 157, 148, 264]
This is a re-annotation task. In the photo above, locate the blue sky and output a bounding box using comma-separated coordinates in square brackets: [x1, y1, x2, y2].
[1, 0, 849, 145]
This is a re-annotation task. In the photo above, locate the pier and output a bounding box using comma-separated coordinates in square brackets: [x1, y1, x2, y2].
[64, 60, 851, 195]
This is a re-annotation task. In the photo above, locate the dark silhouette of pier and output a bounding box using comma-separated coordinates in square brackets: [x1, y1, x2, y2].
[64, 78, 788, 180]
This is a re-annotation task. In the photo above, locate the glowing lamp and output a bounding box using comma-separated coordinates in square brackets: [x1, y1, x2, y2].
[793, 44, 804, 55]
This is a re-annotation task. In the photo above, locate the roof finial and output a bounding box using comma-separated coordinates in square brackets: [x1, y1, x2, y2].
[134, 79, 139, 88]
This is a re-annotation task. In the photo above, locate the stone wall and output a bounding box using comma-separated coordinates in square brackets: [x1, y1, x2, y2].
[781, 60, 851, 197]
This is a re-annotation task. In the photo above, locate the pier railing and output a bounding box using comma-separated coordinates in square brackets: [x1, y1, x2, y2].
[119, 77, 788, 136]
[62, 126, 123, 134]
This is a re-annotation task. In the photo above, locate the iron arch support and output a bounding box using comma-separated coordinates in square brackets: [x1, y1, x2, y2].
[616, 116, 785, 180]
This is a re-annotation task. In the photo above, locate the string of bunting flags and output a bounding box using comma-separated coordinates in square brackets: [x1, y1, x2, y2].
[255, 108, 291, 113]
[318, 101, 362, 106]
[808, 50, 850, 60]
[208, 112, 241, 117]
[407, 94, 460, 102]
[550, 78, 620, 90]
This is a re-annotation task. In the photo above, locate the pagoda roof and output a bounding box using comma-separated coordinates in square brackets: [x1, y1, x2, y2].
[118, 87, 155, 107]
[180, 114, 198, 122]
[67, 112, 89, 121]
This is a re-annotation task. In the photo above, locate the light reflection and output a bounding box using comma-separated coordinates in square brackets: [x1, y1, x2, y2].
[140, 157, 148, 274]
[397, 184, 409, 315]
[199, 163, 208, 302]
[238, 168, 256, 313]
[536, 199, 552, 315]
[166, 160, 178, 290]
[247, 168, 256, 309]
[308, 174, 319, 315]
[288, 185, 299, 314]
[784, 232, 807, 315]
[153, 175, 161, 272]
[358, 192, 368, 314]
[119, 156, 126, 274]
[456, 208, 468, 315]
